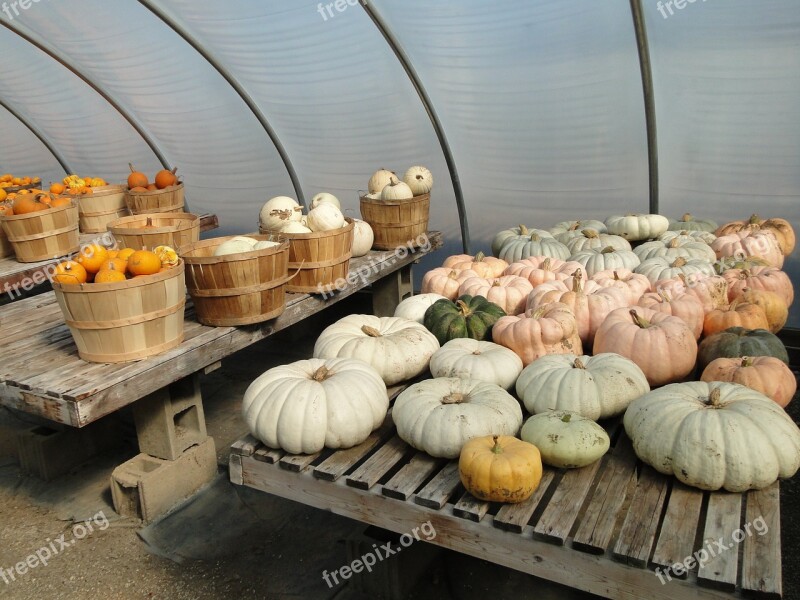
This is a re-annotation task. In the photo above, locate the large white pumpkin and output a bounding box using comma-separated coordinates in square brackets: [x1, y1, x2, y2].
[242, 357, 388, 454]
[624, 381, 800, 492]
[259, 196, 303, 231]
[429, 339, 523, 390]
[368, 168, 397, 195]
[604, 214, 669, 241]
[393, 378, 523, 458]
[307, 203, 345, 232]
[214, 236, 258, 256]
[403, 165, 433, 196]
[568, 247, 641, 277]
[394, 293, 448, 323]
[351, 219, 374, 257]
[381, 179, 414, 201]
[516, 353, 650, 420]
[313, 315, 439, 385]
[520, 411, 610, 468]
[310, 192, 341, 210]
[635, 256, 716, 286]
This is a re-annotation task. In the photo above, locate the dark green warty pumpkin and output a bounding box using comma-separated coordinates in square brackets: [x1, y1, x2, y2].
[423, 295, 506, 346]
[697, 326, 789, 371]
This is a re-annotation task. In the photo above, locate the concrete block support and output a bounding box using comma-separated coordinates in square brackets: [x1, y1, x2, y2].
[110, 436, 217, 523]
[372, 265, 413, 317]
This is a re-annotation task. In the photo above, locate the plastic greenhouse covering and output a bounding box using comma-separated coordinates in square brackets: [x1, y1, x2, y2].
[0, 0, 798, 326]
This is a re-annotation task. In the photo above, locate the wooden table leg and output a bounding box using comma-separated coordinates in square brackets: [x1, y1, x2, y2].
[372, 264, 413, 317]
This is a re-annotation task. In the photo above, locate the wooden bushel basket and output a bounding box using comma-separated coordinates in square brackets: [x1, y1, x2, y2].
[108, 212, 200, 251]
[0, 201, 80, 262]
[125, 183, 185, 215]
[77, 185, 129, 233]
[259, 218, 354, 293]
[181, 234, 290, 326]
[52, 261, 186, 363]
[359, 193, 430, 250]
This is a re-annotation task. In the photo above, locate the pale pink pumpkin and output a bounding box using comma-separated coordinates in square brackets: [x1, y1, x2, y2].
[421, 268, 481, 300]
[458, 274, 533, 315]
[502, 256, 582, 287]
[651, 273, 729, 314]
[721, 265, 794, 306]
[701, 356, 796, 408]
[591, 269, 651, 305]
[492, 302, 583, 366]
[442, 252, 508, 278]
[638, 289, 705, 340]
[711, 230, 784, 268]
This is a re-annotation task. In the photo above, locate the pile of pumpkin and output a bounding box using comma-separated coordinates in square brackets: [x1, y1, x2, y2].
[126, 164, 180, 192]
[242, 211, 800, 502]
[0, 174, 41, 190]
[0, 192, 73, 217]
[52, 243, 179, 285]
[258, 193, 375, 257]
[362, 165, 434, 200]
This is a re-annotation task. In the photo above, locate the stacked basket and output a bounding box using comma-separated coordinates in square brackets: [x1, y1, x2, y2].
[125, 183, 185, 215]
[359, 193, 430, 250]
[77, 185, 129, 233]
[108, 212, 199, 251]
[0, 200, 80, 262]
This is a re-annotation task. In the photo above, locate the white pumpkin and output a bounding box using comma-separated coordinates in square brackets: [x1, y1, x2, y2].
[368, 168, 397, 195]
[307, 203, 345, 232]
[604, 214, 669, 241]
[549, 219, 608, 240]
[259, 196, 303, 231]
[491, 225, 554, 257]
[658, 229, 717, 245]
[364, 191, 382, 200]
[497, 233, 571, 262]
[351, 219, 374, 257]
[520, 411, 610, 468]
[634, 256, 716, 286]
[313, 314, 439, 385]
[214, 237, 259, 256]
[381, 179, 414, 201]
[310, 192, 341, 210]
[429, 339, 523, 390]
[516, 353, 649, 420]
[242, 357, 388, 454]
[633, 238, 716, 263]
[253, 240, 280, 251]
[394, 293, 448, 324]
[624, 382, 800, 492]
[281, 221, 313, 234]
[403, 165, 433, 196]
[667, 213, 718, 233]
[563, 229, 632, 254]
[393, 377, 523, 458]
[569, 246, 641, 277]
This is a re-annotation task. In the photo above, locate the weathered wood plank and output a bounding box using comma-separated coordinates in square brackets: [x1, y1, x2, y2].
[742, 483, 781, 599]
[612, 466, 669, 567]
[696, 492, 741, 592]
[253, 447, 284, 464]
[279, 452, 321, 473]
[236, 451, 747, 600]
[492, 470, 557, 533]
[314, 416, 396, 482]
[382, 452, 442, 501]
[572, 437, 638, 554]
[533, 460, 602, 545]
[452, 491, 490, 523]
[650, 482, 704, 575]
[346, 436, 409, 491]
[230, 434, 261, 457]
[414, 461, 461, 510]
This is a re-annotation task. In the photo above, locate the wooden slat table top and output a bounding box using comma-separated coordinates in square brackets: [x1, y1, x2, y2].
[0, 213, 219, 293]
[0, 232, 442, 427]
[231, 405, 783, 600]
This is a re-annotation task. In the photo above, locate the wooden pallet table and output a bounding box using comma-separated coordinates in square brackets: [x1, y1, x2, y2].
[0, 213, 219, 299]
[230, 384, 783, 600]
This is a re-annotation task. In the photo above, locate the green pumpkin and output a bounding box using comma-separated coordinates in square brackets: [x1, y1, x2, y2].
[423, 295, 506, 346]
[698, 327, 789, 371]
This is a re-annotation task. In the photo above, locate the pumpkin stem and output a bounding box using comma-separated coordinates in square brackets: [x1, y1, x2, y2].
[542, 257, 551, 270]
[613, 271, 621, 281]
[474, 251, 486, 262]
[629, 309, 651, 328]
[128, 163, 137, 173]
[312, 366, 331, 382]
[748, 214, 761, 225]
[519, 224, 528, 235]
[491, 280, 502, 287]
[491, 435, 503, 454]
[571, 268, 583, 293]
[681, 213, 693, 222]
[707, 387, 723, 408]
[561, 413, 573, 423]
[741, 356, 754, 367]
[442, 393, 465, 405]
[447, 270, 460, 280]
[361, 325, 381, 337]
[529, 233, 541, 242]
[573, 357, 585, 370]
[668, 238, 680, 248]
[657, 289, 672, 303]
[456, 299, 473, 317]
[671, 256, 688, 267]
[582, 229, 598, 239]
[601, 246, 615, 254]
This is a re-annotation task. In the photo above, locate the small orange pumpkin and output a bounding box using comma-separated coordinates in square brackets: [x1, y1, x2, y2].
[702, 301, 770, 338]
[12, 193, 50, 215]
[98, 257, 128, 274]
[52, 261, 88, 285]
[49, 182, 65, 195]
[127, 163, 148, 189]
[127, 250, 162, 276]
[94, 264, 127, 283]
[50, 196, 73, 209]
[76, 243, 110, 274]
[0, 203, 13, 217]
[154, 167, 178, 189]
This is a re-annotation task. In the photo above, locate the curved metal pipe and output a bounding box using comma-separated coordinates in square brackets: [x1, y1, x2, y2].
[359, 1, 470, 253]
[0, 99, 72, 173]
[630, 0, 659, 213]
[138, 0, 306, 206]
[0, 19, 172, 170]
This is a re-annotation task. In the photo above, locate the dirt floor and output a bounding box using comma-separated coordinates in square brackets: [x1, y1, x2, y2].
[0, 293, 798, 600]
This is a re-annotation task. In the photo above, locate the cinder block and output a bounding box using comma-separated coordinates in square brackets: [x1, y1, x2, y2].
[343, 526, 441, 600]
[16, 420, 124, 481]
[132, 375, 207, 461]
[110, 436, 217, 523]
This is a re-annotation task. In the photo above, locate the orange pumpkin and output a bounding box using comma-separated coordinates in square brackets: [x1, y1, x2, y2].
[715, 214, 795, 256]
[52, 261, 88, 285]
[116, 247, 136, 262]
[735, 287, 788, 333]
[94, 264, 127, 283]
[76, 243, 110, 274]
[154, 167, 178, 189]
[0, 203, 13, 217]
[12, 193, 50, 214]
[701, 356, 796, 408]
[98, 257, 128, 274]
[127, 163, 149, 189]
[127, 250, 162, 276]
[146, 184, 158, 191]
[50, 196, 73, 209]
[702, 301, 770, 338]
[129, 186, 148, 193]
[49, 182, 65, 195]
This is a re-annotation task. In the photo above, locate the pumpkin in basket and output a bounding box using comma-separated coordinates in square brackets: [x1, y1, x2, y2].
[52, 261, 88, 285]
[12, 193, 49, 214]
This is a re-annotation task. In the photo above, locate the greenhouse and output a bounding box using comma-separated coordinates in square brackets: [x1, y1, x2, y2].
[0, 1, 797, 599]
